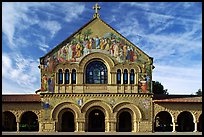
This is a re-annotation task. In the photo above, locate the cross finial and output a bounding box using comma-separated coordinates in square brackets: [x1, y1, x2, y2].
[93, 3, 101, 18]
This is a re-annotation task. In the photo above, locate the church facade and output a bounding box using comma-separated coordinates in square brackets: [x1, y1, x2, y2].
[2, 4, 202, 133]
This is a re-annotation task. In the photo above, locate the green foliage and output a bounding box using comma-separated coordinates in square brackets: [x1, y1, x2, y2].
[152, 81, 169, 95]
[83, 29, 93, 39]
[195, 89, 202, 96]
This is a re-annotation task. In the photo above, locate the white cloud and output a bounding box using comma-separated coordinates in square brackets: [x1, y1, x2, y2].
[2, 3, 18, 46]
[2, 53, 40, 89]
[182, 2, 194, 9]
[2, 2, 39, 48]
[153, 64, 202, 94]
[142, 21, 202, 62]
[2, 2, 85, 50]
[39, 44, 50, 53]
[63, 3, 85, 22]
[40, 20, 61, 38]
[121, 2, 152, 11]
[2, 54, 12, 76]
[2, 79, 38, 94]
[117, 17, 143, 37]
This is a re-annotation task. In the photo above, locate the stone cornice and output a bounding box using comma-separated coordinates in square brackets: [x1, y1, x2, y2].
[40, 93, 153, 99]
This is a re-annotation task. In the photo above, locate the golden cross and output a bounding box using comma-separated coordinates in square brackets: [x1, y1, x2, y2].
[93, 3, 101, 18]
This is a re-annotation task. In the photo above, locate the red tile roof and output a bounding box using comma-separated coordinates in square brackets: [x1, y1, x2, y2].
[2, 94, 41, 102]
[153, 94, 202, 103]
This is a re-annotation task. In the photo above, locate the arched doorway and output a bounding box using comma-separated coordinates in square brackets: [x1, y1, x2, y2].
[117, 111, 132, 132]
[2, 111, 17, 131]
[154, 111, 173, 132]
[87, 109, 105, 132]
[20, 111, 39, 131]
[177, 111, 194, 132]
[61, 111, 75, 132]
[198, 114, 202, 132]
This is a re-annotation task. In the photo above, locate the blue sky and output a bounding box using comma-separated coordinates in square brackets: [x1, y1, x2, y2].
[2, 2, 202, 95]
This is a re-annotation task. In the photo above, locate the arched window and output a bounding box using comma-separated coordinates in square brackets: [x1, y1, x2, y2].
[65, 69, 69, 84]
[130, 69, 134, 84]
[58, 69, 63, 84]
[86, 61, 107, 84]
[117, 69, 121, 84]
[71, 69, 76, 84]
[123, 69, 128, 84]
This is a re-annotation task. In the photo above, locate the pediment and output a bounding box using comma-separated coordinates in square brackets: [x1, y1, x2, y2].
[41, 18, 152, 70]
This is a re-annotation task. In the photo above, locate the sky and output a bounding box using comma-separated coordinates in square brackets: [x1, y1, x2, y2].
[2, 2, 202, 95]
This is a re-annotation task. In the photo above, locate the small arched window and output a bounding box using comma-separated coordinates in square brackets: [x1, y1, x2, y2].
[130, 69, 134, 84]
[58, 69, 63, 84]
[65, 69, 69, 84]
[71, 69, 76, 84]
[123, 69, 128, 84]
[117, 69, 121, 84]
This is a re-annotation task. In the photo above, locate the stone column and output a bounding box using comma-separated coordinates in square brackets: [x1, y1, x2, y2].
[69, 72, 71, 84]
[127, 72, 130, 85]
[38, 122, 42, 132]
[134, 72, 137, 85]
[172, 121, 176, 132]
[70, 72, 72, 83]
[132, 120, 138, 132]
[121, 72, 124, 84]
[110, 122, 116, 132]
[16, 121, 20, 132]
[75, 71, 77, 84]
[60, 71, 65, 93]
[193, 121, 198, 132]
[77, 72, 83, 84]
[55, 72, 58, 93]
[110, 72, 116, 84]
[105, 119, 108, 132]
[76, 119, 85, 132]
[106, 119, 116, 132]
[136, 73, 139, 93]
[56, 72, 58, 84]
[62, 71, 65, 84]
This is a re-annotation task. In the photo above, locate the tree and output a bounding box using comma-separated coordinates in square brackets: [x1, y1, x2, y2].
[195, 89, 202, 96]
[152, 81, 169, 95]
[83, 29, 92, 40]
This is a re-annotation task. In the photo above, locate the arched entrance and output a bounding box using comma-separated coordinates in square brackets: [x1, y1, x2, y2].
[2, 111, 17, 131]
[58, 109, 75, 132]
[61, 111, 75, 132]
[198, 114, 202, 132]
[117, 111, 132, 132]
[177, 111, 194, 132]
[20, 111, 39, 131]
[87, 109, 105, 132]
[154, 111, 173, 132]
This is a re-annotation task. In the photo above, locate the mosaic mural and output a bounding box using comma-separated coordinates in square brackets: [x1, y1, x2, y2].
[42, 30, 148, 73]
[41, 74, 55, 92]
[138, 64, 152, 93]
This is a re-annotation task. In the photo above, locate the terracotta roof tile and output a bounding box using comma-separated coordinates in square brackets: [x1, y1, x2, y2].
[153, 94, 202, 103]
[2, 94, 41, 102]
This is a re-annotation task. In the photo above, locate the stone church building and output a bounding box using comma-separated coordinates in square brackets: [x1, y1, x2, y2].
[2, 4, 202, 133]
